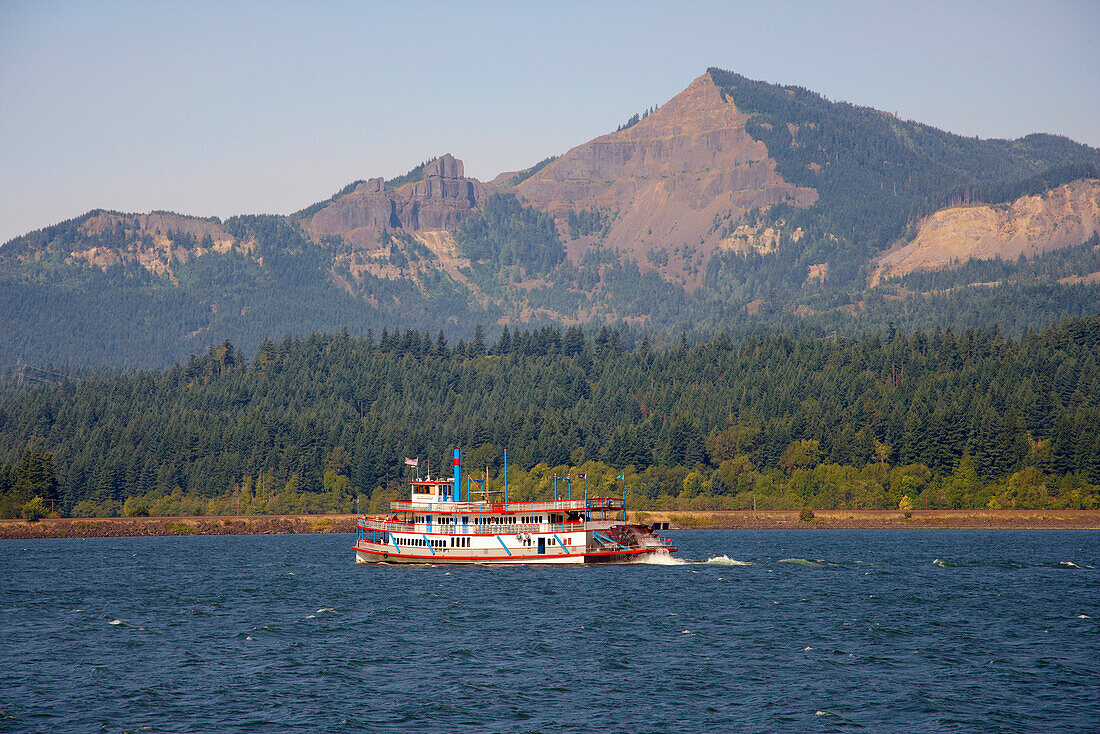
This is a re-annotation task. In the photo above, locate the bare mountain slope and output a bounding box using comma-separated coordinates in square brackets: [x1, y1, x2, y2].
[510, 74, 817, 287]
[873, 179, 1100, 283]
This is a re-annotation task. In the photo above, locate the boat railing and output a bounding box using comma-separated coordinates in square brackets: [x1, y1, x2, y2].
[357, 516, 587, 536]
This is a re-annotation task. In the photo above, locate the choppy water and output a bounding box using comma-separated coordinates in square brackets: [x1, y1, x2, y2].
[2, 530, 1098, 733]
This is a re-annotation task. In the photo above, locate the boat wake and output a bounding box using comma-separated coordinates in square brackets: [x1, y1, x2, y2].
[635, 553, 753, 566]
[779, 557, 825, 568]
[703, 555, 754, 565]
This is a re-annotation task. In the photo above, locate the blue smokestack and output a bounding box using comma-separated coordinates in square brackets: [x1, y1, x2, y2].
[453, 448, 462, 502]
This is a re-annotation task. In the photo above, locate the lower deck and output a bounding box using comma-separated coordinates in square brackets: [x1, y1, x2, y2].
[353, 544, 658, 564]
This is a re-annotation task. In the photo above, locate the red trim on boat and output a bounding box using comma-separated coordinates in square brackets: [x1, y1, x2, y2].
[351, 545, 671, 561]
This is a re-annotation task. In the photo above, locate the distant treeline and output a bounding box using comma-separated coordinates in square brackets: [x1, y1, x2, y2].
[1, 317, 1098, 518]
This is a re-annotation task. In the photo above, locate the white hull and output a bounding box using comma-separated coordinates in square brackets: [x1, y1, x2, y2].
[354, 545, 669, 565]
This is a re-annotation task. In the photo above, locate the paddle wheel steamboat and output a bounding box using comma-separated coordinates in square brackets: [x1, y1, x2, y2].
[354, 449, 675, 564]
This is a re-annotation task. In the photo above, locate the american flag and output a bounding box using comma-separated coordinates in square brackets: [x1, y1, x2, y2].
[404, 457, 418, 467]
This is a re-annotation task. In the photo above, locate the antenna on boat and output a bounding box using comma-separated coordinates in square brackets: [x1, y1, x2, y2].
[453, 448, 462, 502]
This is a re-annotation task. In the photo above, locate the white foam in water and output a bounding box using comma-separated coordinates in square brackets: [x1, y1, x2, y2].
[703, 555, 753, 565]
[1077, 614, 1091, 619]
[316, 607, 336, 613]
[109, 619, 123, 626]
[1059, 561, 1081, 568]
[804, 646, 814, 651]
[637, 553, 689, 565]
[637, 554, 753, 566]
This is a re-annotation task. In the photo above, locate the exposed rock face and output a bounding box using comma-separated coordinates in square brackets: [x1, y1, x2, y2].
[512, 73, 817, 287]
[64, 212, 241, 275]
[309, 153, 484, 247]
[310, 178, 395, 236]
[872, 179, 1100, 284]
[80, 211, 230, 241]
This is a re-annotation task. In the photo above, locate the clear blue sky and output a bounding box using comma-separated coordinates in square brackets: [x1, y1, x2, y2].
[2, 0, 1098, 244]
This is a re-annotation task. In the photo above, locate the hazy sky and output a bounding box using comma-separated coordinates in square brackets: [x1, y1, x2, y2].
[2, 0, 1098, 244]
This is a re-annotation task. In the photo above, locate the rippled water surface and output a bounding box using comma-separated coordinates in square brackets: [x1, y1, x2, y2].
[3, 530, 1099, 732]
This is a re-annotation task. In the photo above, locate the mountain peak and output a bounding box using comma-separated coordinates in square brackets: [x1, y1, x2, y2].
[511, 71, 816, 287]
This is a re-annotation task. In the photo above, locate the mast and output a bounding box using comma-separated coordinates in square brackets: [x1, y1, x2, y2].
[453, 448, 462, 502]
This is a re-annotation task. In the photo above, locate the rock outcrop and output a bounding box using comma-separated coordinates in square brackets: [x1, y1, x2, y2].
[309, 153, 485, 247]
[510, 73, 817, 287]
[872, 179, 1100, 284]
[61, 211, 241, 275]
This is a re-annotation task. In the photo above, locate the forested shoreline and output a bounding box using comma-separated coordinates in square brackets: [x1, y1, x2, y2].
[1, 317, 1098, 519]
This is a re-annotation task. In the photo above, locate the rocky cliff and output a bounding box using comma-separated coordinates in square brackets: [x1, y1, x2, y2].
[10, 211, 244, 276]
[872, 179, 1100, 283]
[307, 153, 485, 248]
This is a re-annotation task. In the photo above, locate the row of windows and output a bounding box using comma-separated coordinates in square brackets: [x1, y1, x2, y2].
[410, 515, 535, 526]
[392, 535, 475, 550]
[518, 536, 575, 547]
[394, 536, 445, 550]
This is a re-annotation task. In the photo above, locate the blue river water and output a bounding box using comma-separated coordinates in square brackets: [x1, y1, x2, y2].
[2, 530, 1098, 733]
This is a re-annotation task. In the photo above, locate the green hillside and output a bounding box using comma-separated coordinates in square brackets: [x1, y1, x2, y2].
[2, 317, 1098, 518]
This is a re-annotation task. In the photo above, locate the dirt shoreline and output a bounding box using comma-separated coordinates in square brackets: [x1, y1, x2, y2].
[0, 514, 358, 540]
[633, 509, 1100, 530]
[2, 509, 1099, 540]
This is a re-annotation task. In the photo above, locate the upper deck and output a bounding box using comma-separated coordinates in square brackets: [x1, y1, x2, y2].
[390, 496, 623, 515]
[357, 496, 626, 537]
